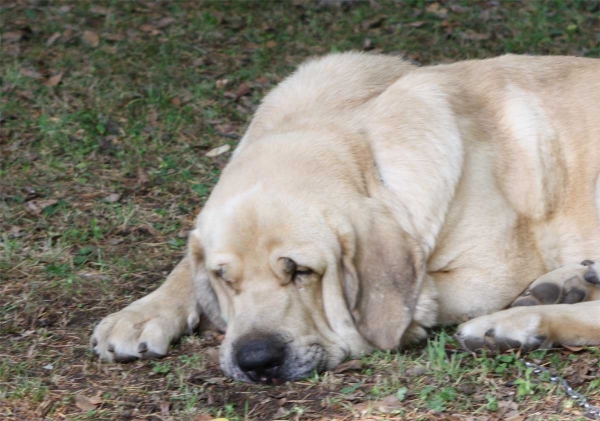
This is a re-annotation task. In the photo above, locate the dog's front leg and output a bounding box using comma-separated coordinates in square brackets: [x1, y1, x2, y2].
[91, 256, 201, 362]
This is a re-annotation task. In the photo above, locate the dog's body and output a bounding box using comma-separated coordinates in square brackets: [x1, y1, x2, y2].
[92, 53, 600, 384]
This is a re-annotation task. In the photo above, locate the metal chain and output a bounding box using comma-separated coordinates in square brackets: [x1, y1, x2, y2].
[521, 359, 600, 419]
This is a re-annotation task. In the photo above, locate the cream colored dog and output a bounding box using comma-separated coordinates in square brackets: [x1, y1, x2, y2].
[92, 53, 600, 384]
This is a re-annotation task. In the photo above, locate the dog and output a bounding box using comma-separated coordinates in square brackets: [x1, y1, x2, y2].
[92, 52, 600, 384]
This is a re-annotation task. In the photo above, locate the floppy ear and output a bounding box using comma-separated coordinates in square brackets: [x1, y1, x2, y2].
[340, 206, 425, 350]
[188, 231, 227, 332]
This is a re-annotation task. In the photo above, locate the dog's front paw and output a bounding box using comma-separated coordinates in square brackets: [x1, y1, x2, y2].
[455, 309, 552, 354]
[91, 300, 199, 363]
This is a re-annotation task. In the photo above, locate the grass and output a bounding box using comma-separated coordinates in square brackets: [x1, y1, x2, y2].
[1, 0, 599, 419]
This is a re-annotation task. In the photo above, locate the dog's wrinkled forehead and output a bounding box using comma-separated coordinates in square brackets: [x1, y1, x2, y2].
[197, 186, 335, 263]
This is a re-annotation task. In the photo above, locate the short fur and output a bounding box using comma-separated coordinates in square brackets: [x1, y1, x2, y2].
[92, 53, 600, 381]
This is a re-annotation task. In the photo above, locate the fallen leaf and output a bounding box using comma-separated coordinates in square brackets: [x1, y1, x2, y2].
[156, 17, 176, 28]
[426, 2, 440, 13]
[216, 79, 230, 89]
[375, 394, 402, 413]
[459, 30, 491, 41]
[234, 82, 250, 100]
[103, 193, 121, 203]
[407, 21, 426, 28]
[160, 401, 170, 416]
[562, 344, 585, 352]
[265, 40, 277, 48]
[137, 167, 150, 185]
[334, 359, 362, 373]
[206, 144, 231, 157]
[148, 109, 158, 126]
[170, 97, 181, 106]
[361, 16, 385, 30]
[3, 31, 23, 43]
[82, 30, 99, 47]
[102, 33, 124, 42]
[74, 394, 102, 411]
[139, 24, 156, 33]
[192, 415, 212, 421]
[192, 57, 205, 67]
[449, 4, 470, 13]
[25, 199, 58, 215]
[44, 72, 63, 87]
[63, 28, 74, 41]
[20, 68, 42, 79]
[404, 365, 426, 377]
[205, 347, 220, 364]
[46, 32, 61, 46]
[90, 6, 111, 15]
[10, 226, 24, 238]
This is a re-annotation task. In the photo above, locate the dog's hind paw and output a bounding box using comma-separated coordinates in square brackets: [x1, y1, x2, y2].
[455, 308, 552, 354]
[511, 260, 600, 308]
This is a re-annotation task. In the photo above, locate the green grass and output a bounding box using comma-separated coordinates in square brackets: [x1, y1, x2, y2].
[1, 0, 599, 419]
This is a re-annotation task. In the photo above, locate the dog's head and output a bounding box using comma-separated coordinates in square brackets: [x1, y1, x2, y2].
[188, 131, 429, 384]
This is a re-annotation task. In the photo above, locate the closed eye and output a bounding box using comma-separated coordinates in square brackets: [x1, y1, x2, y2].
[292, 268, 312, 282]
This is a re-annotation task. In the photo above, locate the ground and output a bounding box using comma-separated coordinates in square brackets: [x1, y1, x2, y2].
[1, 0, 599, 420]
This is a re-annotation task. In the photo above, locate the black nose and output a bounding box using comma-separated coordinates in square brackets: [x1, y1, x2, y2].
[235, 335, 285, 384]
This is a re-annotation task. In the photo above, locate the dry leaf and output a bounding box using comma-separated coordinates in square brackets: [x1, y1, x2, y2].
[334, 359, 362, 373]
[265, 40, 277, 48]
[10, 226, 24, 238]
[375, 394, 402, 413]
[459, 30, 491, 41]
[404, 365, 426, 377]
[20, 68, 42, 79]
[148, 109, 158, 126]
[3, 31, 23, 43]
[361, 16, 385, 30]
[82, 31, 99, 47]
[426, 2, 440, 12]
[192, 57, 205, 67]
[25, 199, 58, 215]
[235, 82, 250, 100]
[44, 72, 63, 87]
[562, 344, 585, 352]
[103, 193, 121, 203]
[192, 415, 213, 421]
[46, 32, 61, 46]
[139, 24, 156, 33]
[205, 347, 220, 364]
[74, 394, 102, 411]
[156, 17, 176, 28]
[170, 97, 181, 106]
[449, 4, 470, 13]
[160, 401, 170, 416]
[216, 79, 230, 89]
[90, 6, 111, 15]
[137, 167, 150, 185]
[102, 33, 124, 42]
[407, 21, 426, 28]
[206, 144, 231, 157]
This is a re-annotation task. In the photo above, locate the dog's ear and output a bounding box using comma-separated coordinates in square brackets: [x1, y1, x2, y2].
[340, 206, 424, 350]
[188, 231, 227, 332]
